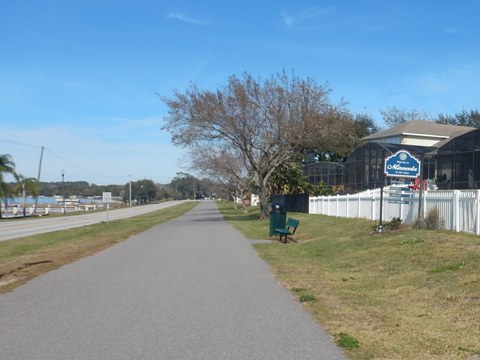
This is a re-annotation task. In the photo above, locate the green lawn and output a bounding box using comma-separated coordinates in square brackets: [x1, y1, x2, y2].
[217, 201, 480, 360]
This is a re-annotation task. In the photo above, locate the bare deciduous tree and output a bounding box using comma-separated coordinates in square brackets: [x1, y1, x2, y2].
[380, 106, 430, 127]
[162, 72, 348, 219]
[189, 145, 251, 211]
[436, 109, 480, 128]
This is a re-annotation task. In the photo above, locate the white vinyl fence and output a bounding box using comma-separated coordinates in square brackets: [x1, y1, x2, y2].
[309, 189, 480, 235]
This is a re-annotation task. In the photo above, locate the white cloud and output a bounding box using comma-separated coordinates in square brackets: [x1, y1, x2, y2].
[444, 27, 459, 34]
[0, 119, 183, 185]
[89, 115, 164, 128]
[415, 64, 479, 96]
[281, 6, 334, 28]
[281, 13, 295, 27]
[380, 63, 480, 116]
[167, 12, 209, 26]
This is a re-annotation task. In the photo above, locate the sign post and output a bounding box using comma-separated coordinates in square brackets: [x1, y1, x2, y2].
[380, 150, 421, 232]
[102, 192, 112, 223]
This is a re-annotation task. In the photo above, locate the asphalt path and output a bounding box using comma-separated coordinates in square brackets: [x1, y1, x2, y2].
[0, 201, 187, 242]
[0, 201, 347, 360]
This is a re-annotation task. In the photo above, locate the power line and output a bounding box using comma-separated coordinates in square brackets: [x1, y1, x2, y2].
[0, 138, 43, 149]
[44, 148, 128, 180]
[1, 138, 128, 180]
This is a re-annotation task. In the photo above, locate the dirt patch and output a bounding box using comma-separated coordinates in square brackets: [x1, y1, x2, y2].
[0, 260, 54, 292]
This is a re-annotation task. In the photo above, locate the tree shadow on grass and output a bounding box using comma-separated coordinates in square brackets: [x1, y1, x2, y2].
[222, 213, 263, 221]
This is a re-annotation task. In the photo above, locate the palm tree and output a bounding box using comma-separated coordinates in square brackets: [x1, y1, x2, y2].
[13, 175, 39, 217]
[0, 154, 17, 219]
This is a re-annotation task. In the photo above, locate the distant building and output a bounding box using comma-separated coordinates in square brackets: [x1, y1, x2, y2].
[304, 120, 480, 192]
[361, 119, 473, 147]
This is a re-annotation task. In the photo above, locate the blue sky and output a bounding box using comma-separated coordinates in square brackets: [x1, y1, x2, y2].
[1, 1, 479, 185]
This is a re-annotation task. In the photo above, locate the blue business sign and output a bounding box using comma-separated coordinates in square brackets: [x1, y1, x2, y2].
[384, 150, 421, 178]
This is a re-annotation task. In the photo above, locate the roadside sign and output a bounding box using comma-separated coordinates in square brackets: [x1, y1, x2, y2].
[389, 193, 413, 198]
[388, 199, 413, 205]
[391, 180, 411, 185]
[380, 151, 421, 231]
[102, 192, 112, 223]
[387, 185, 414, 205]
[385, 150, 421, 178]
[388, 187, 412, 193]
[102, 192, 112, 203]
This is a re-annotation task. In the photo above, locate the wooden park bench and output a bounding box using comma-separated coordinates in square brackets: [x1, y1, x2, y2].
[275, 218, 300, 243]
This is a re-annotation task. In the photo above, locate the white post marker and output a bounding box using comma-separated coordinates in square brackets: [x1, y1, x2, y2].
[102, 192, 112, 223]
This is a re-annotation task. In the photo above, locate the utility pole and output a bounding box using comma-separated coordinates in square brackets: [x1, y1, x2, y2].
[61, 169, 66, 214]
[129, 174, 132, 207]
[33, 146, 44, 214]
[22, 183, 26, 217]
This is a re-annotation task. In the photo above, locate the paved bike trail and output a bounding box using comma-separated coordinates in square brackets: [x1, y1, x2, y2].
[0, 201, 347, 360]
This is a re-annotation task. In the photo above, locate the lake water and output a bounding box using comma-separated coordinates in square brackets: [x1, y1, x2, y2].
[6, 196, 102, 205]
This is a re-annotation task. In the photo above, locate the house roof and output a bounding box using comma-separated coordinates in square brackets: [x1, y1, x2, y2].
[361, 142, 438, 157]
[362, 119, 475, 144]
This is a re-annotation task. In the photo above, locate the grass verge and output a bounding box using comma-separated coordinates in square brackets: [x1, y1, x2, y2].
[0, 202, 198, 293]
[217, 201, 480, 360]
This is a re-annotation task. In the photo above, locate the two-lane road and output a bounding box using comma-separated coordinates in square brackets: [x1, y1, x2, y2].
[0, 201, 187, 242]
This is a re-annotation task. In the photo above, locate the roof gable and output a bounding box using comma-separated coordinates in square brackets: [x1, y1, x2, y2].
[362, 120, 475, 144]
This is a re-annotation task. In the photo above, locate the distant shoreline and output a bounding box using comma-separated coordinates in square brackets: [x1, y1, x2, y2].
[5, 196, 105, 205]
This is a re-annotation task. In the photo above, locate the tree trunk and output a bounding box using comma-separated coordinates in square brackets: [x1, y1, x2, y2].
[257, 181, 269, 220]
[230, 192, 238, 209]
[241, 192, 248, 213]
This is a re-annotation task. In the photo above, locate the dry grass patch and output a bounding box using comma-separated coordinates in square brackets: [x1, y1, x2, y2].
[217, 201, 480, 360]
[0, 202, 197, 292]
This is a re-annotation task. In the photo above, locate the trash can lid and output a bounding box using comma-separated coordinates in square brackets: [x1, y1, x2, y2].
[271, 203, 284, 212]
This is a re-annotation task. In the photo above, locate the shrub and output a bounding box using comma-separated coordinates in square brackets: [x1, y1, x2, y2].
[299, 293, 316, 302]
[384, 217, 402, 230]
[413, 206, 444, 230]
[373, 217, 402, 232]
[336, 333, 360, 350]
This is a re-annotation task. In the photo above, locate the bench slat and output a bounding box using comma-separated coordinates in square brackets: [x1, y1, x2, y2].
[274, 217, 300, 243]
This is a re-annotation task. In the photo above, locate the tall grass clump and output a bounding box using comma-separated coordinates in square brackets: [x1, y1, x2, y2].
[413, 206, 444, 230]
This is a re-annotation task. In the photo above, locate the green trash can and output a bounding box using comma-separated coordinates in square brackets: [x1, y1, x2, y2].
[269, 203, 286, 236]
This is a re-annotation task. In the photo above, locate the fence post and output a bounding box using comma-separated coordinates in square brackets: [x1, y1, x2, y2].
[454, 190, 460, 232]
[423, 189, 428, 219]
[346, 194, 349, 218]
[371, 191, 376, 221]
[400, 199, 404, 221]
[476, 190, 480, 235]
[358, 194, 361, 218]
[336, 194, 339, 217]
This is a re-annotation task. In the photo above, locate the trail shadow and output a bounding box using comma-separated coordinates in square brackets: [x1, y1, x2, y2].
[222, 213, 262, 221]
[189, 217, 224, 222]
